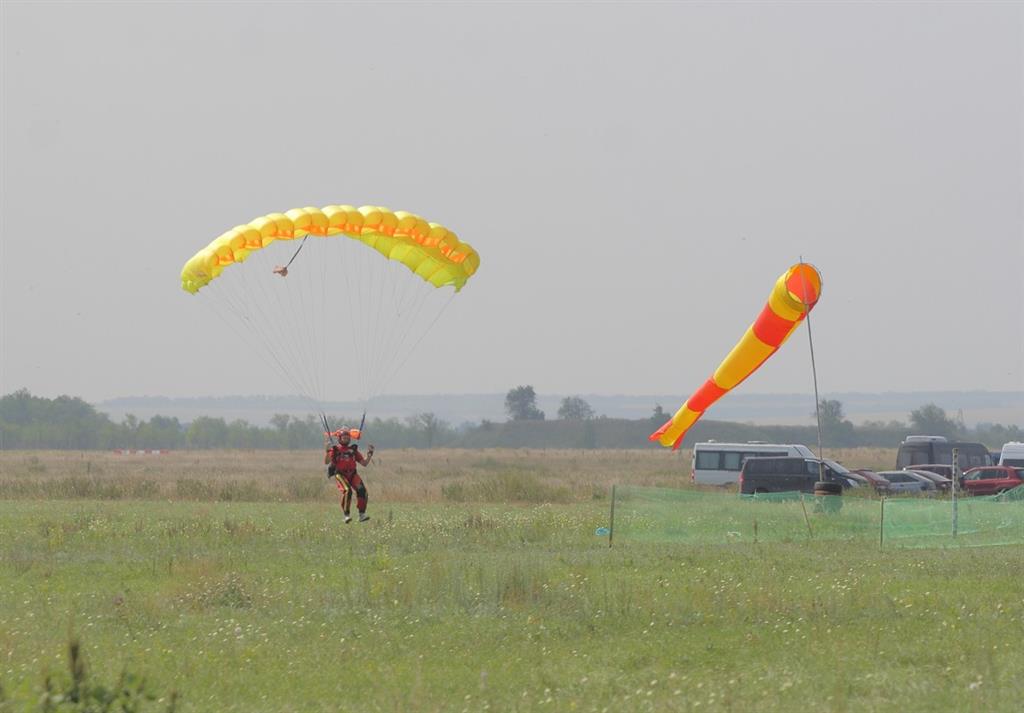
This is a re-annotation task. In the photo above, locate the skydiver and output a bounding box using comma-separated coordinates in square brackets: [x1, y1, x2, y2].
[272, 265, 289, 277]
[324, 428, 375, 523]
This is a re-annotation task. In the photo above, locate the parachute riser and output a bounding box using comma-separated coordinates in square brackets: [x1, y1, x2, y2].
[321, 413, 335, 445]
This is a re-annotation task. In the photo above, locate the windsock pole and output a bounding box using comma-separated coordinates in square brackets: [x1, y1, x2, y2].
[799, 257, 825, 480]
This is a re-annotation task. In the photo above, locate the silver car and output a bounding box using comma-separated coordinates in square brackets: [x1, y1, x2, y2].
[876, 470, 935, 494]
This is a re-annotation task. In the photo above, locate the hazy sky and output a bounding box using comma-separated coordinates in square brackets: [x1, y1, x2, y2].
[2, 1, 1022, 406]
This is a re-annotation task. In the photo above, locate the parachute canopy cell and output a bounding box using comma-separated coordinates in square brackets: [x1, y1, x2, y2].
[180, 205, 480, 294]
[650, 262, 823, 450]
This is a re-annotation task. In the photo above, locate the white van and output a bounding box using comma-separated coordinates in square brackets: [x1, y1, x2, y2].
[691, 442, 816, 485]
[999, 442, 1024, 468]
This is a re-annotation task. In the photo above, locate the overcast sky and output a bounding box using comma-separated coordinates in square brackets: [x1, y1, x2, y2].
[2, 1, 1022, 408]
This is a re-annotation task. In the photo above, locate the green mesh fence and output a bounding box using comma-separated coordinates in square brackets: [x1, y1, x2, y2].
[610, 485, 1024, 549]
[882, 486, 1024, 548]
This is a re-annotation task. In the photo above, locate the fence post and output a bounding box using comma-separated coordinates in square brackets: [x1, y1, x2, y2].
[951, 447, 959, 538]
[879, 497, 885, 551]
[799, 494, 814, 539]
[608, 484, 616, 548]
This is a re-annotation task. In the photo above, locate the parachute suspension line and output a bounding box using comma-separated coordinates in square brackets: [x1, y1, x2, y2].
[355, 237, 372, 400]
[376, 291, 456, 398]
[216, 244, 323, 407]
[367, 244, 391, 403]
[264, 240, 328, 411]
[241, 247, 322, 403]
[338, 238, 370, 403]
[364, 258, 408, 402]
[320, 242, 329, 407]
[232, 253, 302, 394]
[298, 242, 327, 404]
[367, 284, 432, 398]
[201, 295, 321, 417]
[363, 241, 392, 406]
[366, 260, 440, 399]
[364, 277, 415, 400]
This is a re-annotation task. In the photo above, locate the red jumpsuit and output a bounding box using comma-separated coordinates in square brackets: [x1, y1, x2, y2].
[327, 444, 369, 516]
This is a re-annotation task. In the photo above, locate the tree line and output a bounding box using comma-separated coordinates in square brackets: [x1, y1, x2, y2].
[1, 388, 1019, 451]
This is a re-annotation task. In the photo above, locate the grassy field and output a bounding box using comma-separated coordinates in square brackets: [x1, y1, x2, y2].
[2, 448, 1022, 712]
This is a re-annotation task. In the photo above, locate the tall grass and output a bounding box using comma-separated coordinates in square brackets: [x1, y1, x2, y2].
[0, 447, 899, 504]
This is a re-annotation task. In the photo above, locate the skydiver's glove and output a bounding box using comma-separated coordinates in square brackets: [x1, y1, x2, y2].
[367, 445, 375, 457]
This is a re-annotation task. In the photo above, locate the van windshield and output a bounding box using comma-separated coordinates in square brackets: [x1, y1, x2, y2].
[824, 459, 850, 474]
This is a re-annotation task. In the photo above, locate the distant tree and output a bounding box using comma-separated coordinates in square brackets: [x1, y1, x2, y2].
[909, 403, 963, 438]
[270, 414, 291, 432]
[1, 389, 119, 448]
[651, 404, 669, 423]
[186, 416, 229, 449]
[121, 414, 140, 448]
[407, 412, 449, 448]
[136, 415, 184, 449]
[505, 386, 545, 421]
[578, 419, 597, 448]
[286, 414, 321, 449]
[974, 422, 1024, 448]
[227, 419, 260, 449]
[815, 399, 854, 446]
[558, 396, 595, 420]
[814, 399, 845, 425]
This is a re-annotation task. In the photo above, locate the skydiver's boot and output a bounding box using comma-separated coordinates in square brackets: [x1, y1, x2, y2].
[359, 513, 370, 522]
[344, 513, 352, 524]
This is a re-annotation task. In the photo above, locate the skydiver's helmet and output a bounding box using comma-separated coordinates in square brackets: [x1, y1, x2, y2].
[333, 428, 361, 441]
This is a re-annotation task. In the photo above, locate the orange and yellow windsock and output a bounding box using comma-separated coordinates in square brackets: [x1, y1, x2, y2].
[649, 263, 823, 450]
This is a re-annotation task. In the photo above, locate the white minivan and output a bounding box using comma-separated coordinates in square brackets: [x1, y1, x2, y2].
[691, 441, 816, 485]
[999, 442, 1024, 468]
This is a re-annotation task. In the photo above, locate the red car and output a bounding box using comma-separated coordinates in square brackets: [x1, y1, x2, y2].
[851, 469, 892, 494]
[960, 466, 1024, 496]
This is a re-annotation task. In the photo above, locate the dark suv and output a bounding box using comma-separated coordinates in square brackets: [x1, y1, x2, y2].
[739, 457, 859, 495]
[895, 437, 991, 471]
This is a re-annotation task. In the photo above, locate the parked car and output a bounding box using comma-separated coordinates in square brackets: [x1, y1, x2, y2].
[875, 470, 935, 495]
[908, 463, 954, 479]
[739, 457, 860, 494]
[960, 466, 1024, 496]
[690, 442, 816, 485]
[904, 468, 953, 492]
[851, 469, 892, 494]
[896, 436, 992, 470]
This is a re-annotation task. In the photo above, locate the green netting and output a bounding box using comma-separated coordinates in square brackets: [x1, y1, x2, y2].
[610, 485, 1024, 549]
[882, 487, 1024, 548]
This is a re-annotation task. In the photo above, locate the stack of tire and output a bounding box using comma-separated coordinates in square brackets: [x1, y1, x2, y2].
[813, 481, 843, 513]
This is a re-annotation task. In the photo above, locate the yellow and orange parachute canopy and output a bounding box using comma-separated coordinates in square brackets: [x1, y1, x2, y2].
[650, 263, 823, 449]
[180, 205, 480, 294]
